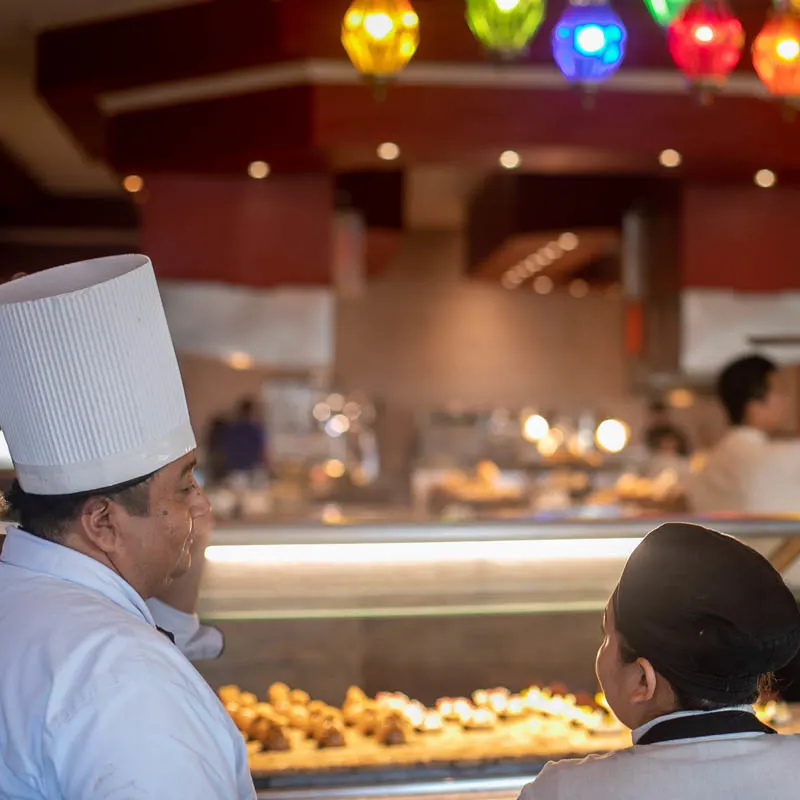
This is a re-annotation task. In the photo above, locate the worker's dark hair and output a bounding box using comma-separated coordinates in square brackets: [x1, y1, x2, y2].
[237, 397, 256, 417]
[645, 425, 690, 457]
[1, 472, 154, 544]
[618, 633, 771, 710]
[716, 355, 778, 426]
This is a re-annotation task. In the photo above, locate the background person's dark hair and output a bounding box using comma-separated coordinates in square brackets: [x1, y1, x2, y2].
[618, 632, 771, 711]
[1, 473, 153, 544]
[717, 354, 777, 426]
[237, 398, 256, 418]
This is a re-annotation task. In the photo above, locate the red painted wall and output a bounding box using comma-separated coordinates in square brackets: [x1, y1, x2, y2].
[139, 174, 333, 287]
[682, 183, 800, 291]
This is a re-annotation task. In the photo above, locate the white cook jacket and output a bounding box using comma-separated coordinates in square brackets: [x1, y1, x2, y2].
[688, 426, 800, 514]
[519, 708, 800, 800]
[0, 527, 256, 800]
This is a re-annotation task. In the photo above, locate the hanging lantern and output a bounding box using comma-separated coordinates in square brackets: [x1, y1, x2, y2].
[753, 2, 800, 98]
[666, 0, 744, 86]
[466, 0, 547, 60]
[341, 0, 420, 79]
[642, 0, 691, 27]
[552, 0, 627, 83]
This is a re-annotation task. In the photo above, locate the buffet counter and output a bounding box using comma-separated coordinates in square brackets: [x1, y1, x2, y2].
[197, 516, 800, 799]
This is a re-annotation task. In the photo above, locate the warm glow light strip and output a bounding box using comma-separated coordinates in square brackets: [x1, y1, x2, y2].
[204, 537, 641, 565]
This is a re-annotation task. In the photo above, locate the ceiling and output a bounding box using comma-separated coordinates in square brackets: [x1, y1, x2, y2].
[0, 0, 201, 194]
[1, 0, 791, 199]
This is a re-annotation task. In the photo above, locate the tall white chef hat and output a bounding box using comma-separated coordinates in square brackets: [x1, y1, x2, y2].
[0, 254, 196, 495]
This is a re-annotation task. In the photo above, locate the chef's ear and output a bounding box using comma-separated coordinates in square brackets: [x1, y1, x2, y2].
[631, 657, 659, 704]
[79, 496, 124, 554]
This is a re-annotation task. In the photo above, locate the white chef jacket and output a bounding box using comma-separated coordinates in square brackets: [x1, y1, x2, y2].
[0, 527, 256, 800]
[519, 707, 800, 800]
[688, 426, 800, 514]
[0, 527, 224, 663]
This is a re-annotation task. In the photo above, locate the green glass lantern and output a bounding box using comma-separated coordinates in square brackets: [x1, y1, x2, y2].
[466, 0, 547, 59]
[643, 0, 691, 27]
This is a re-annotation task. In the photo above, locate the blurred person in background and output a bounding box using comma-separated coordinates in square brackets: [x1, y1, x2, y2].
[644, 400, 691, 461]
[688, 353, 800, 701]
[688, 354, 798, 515]
[223, 397, 269, 486]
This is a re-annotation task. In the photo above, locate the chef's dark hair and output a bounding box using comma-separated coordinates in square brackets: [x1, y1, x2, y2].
[617, 633, 772, 711]
[1, 472, 154, 544]
[717, 354, 778, 426]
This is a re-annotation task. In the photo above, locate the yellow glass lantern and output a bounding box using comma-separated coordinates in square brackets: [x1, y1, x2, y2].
[753, 4, 800, 98]
[342, 0, 420, 78]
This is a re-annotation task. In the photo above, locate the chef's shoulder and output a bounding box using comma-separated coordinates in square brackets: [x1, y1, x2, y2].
[517, 749, 637, 800]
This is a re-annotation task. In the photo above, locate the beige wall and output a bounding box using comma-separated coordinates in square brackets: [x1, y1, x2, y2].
[178, 231, 679, 488]
[334, 232, 645, 492]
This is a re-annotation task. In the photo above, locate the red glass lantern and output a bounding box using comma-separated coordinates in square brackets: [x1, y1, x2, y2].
[667, 0, 744, 85]
[753, 4, 800, 98]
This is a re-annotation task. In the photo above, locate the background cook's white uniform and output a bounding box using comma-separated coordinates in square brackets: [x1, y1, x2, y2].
[688, 427, 800, 514]
[519, 709, 800, 800]
[146, 597, 224, 661]
[0, 527, 256, 800]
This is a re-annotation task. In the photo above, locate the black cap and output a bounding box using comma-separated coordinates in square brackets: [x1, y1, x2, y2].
[613, 523, 800, 703]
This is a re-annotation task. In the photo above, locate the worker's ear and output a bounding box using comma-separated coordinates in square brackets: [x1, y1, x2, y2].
[630, 657, 659, 704]
[78, 496, 128, 556]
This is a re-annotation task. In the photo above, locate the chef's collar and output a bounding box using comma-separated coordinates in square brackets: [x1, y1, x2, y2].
[632, 705, 755, 745]
[727, 426, 768, 444]
[0, 526, 156, 628]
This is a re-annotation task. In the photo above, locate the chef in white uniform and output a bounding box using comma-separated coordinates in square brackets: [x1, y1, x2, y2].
[519, 522, 800, 800]
[0, 255, 256, 799]
[688, 354, 800, 514]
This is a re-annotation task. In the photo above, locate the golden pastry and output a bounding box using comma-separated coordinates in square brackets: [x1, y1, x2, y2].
[436, 697, 457, 720]
[250, 718, 292, 751]
[462, 708, 497, 730]
[356, 707, 381, 736]
[307, 700, 328, 715]
[218, 685, 241, 705]
[268, 682, 291, 705]
[287, 705, 311, 731]
[402, 701, 427, 729]
[289, 689, 310, 706]
[316, 720, 346, 749]
[343, 703, 364, 727]
[419, 711, 444, 733]
[237, 692, 258, 708]
[472, 689, 490, 708]
[224, 701, 240, 718]
[233, 706, 259, 734]
[376, 713, 411, 746]
[345, 686, 367, 705]
[502, 694, 528, 718]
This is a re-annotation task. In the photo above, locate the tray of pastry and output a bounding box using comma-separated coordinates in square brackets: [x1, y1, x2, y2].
[218, 681, 799, 789]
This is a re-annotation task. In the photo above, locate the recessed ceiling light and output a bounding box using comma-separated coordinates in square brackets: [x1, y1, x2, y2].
[377, 142, 401, 161]
[659, 149, 682, 168]
[755, 168, 777, 188]
[558, 232, 579, 251]
[569, 279, 590, 298]
[499, 150, 521, 169]
[533, 275, 554, 295]
[248, 161, 271, 179]
[122, 174, 144, 193]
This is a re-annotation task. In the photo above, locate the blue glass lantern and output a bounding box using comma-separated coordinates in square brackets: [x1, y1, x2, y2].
[552, 0, 627, 82]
